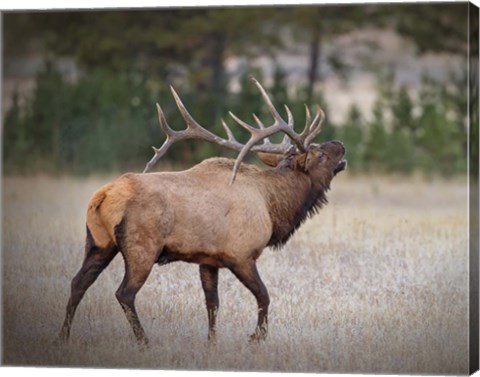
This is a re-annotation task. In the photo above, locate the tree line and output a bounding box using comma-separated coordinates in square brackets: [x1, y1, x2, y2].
[3, 3, 472, 176]
[3, 65, 468, 176]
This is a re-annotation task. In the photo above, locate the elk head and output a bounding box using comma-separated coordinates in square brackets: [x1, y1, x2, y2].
[257, 141, 346, 183]
[143, 76, 346, 183]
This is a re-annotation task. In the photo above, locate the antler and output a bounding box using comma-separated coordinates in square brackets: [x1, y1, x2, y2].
[227, 77, 327, 182]
[142, 90, 243, 173]
[143, 77, 325, 184]
[299, 104, 325, 148]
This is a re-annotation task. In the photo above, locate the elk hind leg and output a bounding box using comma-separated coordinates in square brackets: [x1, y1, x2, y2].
[199, 264, 219, 342]
[115, 244, 159, 345]
[230, 258, 270, 342]
[60, 228, 118, 342]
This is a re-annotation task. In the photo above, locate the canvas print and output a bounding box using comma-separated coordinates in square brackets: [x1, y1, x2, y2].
[2, 2, 479, 374]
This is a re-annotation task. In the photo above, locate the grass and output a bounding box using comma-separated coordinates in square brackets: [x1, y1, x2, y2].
[1, 173, 470, 374]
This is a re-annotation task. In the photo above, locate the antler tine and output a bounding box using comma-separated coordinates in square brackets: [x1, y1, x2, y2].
[304, 104, 312, 131]
[250, 76, 282, 120]
[298, 104, 314, 145]
[143, 104, 177, 173]
[170, 86, 212, 137]
[170, 85, 266, 148]
[171, 85, 245, 146]
[230, 138, 260, 184]
[303, 106, 325, 147]
[297, 105, 326, 149]
[229, 111, 260, 134]
[250, 77, 304, 151]
[221, 118, 237, 143]
[252, 113, 265, 129]
[279, 105, 294, 146]
[252, 113, 271, 144]
[156, 103, 174, 135]
[284, 104, 295, 129]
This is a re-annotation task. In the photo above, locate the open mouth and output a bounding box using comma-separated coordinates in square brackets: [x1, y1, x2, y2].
[334, 159, 347, 175]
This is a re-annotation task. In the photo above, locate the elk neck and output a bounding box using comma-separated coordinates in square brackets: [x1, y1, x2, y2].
[260, 168, 330, 248]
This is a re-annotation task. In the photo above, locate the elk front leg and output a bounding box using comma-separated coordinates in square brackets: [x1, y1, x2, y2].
[230, 258, 270, 342]
[199, 264, 219, 341]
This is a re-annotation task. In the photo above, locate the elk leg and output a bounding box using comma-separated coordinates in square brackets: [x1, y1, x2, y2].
[199, 264, 219, 341]
[230, 259, 270, 342]
[115, 249, 156, 346]
[59, 239, 118, 342]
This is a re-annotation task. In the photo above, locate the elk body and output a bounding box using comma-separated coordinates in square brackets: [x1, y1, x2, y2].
[59, 78, 346, 345]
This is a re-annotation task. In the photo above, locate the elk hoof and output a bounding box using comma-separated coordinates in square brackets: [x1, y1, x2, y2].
[207, 333, 217, 345]
[57, 329, 70, 344]
[136, 337, 150, 349]
[248, 330, 267, 343]
[52, 337, 67, 347]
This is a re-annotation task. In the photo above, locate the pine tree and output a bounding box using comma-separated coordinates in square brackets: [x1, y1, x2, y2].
[364, 99, 388, 173]
[340, 104, 364, 172]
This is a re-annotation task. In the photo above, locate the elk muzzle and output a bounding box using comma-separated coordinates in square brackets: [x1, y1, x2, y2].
[321, 140, 347, 175]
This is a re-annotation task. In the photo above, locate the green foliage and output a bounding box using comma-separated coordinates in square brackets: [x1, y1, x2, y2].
[363, 100, 388, 173]
[361, 70, 465, 176]
[3, 64, 468, 177]
[416, 74, 466, 175]
[339, 104, 364, 172]
[386, 128, 416, 174]
[4, 65, 158, 174]
[391, 86, 415, 134]
[390, 3, 469, 56]
[4, 5, 469, 176]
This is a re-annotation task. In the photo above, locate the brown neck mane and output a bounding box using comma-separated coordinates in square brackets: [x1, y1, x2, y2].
[260, 168, 330, 249]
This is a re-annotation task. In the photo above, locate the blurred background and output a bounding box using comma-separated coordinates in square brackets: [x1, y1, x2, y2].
[2, 3, 478, 176]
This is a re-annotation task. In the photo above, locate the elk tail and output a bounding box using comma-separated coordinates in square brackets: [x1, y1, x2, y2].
[86, 183, 115, 250]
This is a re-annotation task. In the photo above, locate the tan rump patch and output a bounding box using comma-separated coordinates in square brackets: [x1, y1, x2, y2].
[86, 174, 137, 249]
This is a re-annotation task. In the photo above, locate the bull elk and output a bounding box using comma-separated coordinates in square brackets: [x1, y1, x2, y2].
[59, 77, 347, 345]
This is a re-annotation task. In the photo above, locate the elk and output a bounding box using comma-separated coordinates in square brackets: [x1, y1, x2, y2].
[59, 77, 347, 345]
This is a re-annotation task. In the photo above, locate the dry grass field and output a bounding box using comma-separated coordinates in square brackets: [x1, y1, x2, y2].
[2, 172, 470, 374]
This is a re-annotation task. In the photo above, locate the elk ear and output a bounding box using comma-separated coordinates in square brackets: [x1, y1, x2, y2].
[297, 146, 320, 172]
[299, 144, 323, 172]
[256, 152, 283, 167]
[296, 152, 309, 172]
